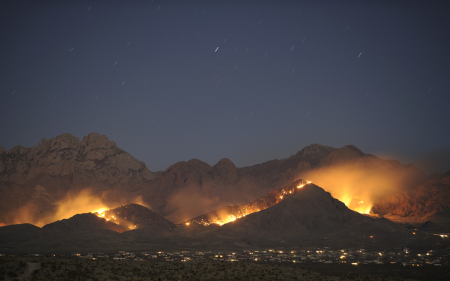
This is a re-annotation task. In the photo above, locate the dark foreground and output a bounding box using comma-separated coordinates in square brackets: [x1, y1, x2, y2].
[1, 257, 449, 281]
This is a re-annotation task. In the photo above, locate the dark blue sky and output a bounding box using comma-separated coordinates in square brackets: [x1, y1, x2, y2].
[1, 0, 449, 174]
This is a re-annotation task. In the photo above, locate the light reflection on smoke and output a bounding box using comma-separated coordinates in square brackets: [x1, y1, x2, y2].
[297, 161, 423, 215]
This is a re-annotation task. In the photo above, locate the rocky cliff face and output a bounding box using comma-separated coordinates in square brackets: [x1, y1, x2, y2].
[372, 171, 450, 219]
[0, 133, 154, 184]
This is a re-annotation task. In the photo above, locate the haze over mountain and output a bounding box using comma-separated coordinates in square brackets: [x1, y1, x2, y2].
[0, 132, 447, 230]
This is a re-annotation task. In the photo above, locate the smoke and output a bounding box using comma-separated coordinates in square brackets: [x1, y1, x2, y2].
[164, 185, 222, 224]
[4, 188, 148, 227]
[163, 180, 264, 224]
[7, 200, 51, 227]
[51, 189, 109, 223]
[297, 159, 424, 214]
[161, 157, 425, 223]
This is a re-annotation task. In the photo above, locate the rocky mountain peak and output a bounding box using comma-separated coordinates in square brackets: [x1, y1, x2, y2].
[80, 133, 112, 149]
[341, 145, 365, 156]
[318, 145, 366, 167]
[0, 132, 154, 189]
[186, 159, 211, 168]
[213, 158, 238, 182]
[38, 133, 79, 152]
[294, 143, 335, 158]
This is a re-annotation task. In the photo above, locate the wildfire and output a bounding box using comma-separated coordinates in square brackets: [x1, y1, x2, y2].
[297, 181, 311, 189]
[182, 179, 313, 227]
[92, 209, 119, 223]
[194, 212, 250, 226]
[181, 178, 375, 228]
[334, 195, 372, 214]
[92, 208, 108, 219]
[90, 203, 156, 232]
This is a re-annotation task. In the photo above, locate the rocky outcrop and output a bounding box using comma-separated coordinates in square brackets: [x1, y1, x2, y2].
[372, 171, 450, 218]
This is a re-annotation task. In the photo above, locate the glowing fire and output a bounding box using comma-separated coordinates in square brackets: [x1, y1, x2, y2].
[297, 181, 311, 189]
[182, 179, 314, 226]
[89, 178, 374, 231]
[91, 204, 152, 232]
[180, 178, 374, 227]
[92, 209, 119, 223]
[330, 193, 372, 214]
[92, 208, 108, 219]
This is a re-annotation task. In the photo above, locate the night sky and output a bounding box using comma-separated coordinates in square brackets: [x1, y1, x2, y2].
[1, 0, 449, 174]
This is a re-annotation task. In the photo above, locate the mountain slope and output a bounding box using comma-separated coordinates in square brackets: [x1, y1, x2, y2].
[205, 183, 418, 248]
[99, 203, 175, 230]
[183, 179, 311, 226]
[43, 213, 127, 233]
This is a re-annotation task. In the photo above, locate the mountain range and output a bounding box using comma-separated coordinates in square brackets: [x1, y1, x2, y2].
[0, 132, 449, 252]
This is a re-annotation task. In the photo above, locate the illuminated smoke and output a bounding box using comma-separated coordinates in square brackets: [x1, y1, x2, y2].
[3, 189, 148, 227]
[297, 160, 423, 214]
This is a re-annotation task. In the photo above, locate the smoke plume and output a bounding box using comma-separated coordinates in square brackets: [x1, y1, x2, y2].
[297, 159, 424, 214]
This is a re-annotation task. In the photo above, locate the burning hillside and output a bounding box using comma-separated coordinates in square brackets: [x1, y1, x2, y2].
[181, 179, 312, 226]
[93, 203, 175, 232]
